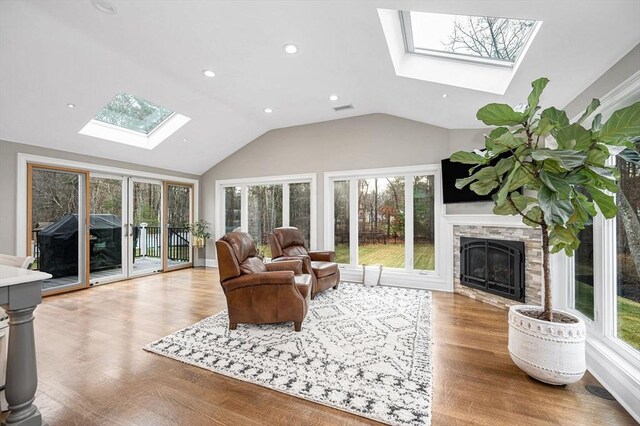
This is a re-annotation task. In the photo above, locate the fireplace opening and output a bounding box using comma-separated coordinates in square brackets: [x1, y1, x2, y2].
[460, 237, 525, 302]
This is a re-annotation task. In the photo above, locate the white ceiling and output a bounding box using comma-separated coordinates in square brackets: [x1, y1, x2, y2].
[1, 1, 638, 175]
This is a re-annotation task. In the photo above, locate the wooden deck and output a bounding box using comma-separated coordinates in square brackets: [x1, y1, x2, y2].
[13, 268, 636, 425]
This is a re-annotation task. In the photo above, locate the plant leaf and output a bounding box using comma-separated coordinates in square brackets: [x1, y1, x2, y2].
[470, 179, 499, 195]
[598, 102, 640, 143]
[526, 77, 549, 116]
[585, 186, 617, 218]
[554, 123, 592, 150]
[531, 148, 588, 170]
[619, 148, 640, 164]
[477, 103, 527, 126]
[577, 98, 601, 125]
[538, 186, 573, 224]
[540, 107, 570, 128]
[523, 206, 543, 227]
[450, 151, 487, 165]
[539, 170, 571, 197]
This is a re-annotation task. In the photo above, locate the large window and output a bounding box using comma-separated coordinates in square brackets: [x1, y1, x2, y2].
[616, 154, 640, 350]
[358, 177, 405, 269]
[248, 185, 283, 258]
[216, 175, 316, 257]
[327, 166, 440, 273]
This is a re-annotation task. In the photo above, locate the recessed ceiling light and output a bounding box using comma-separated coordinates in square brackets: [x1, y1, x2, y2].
[92, 0, 117, 15]
[442, 94, 448, 98]
[329, 95, 339, 101]
[283, 43, 298, 54]
[67, 103, 76, 108]
[183, 138, 188, 142]
[263, 108, 273, 114]
[202, 69, 216, 78]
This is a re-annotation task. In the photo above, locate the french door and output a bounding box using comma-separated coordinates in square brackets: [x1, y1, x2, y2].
[28, 164, 193, 294]
[27, 164, 89, 294]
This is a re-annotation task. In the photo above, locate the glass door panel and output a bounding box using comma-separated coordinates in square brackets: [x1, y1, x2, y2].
[89, 176, 125, 283]
[166, 183, 192, 270]
[130, 180, 163, 275]
[29, 166, 87, 293]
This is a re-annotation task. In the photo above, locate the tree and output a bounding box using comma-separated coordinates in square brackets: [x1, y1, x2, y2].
[451, 77, 640, 321]
[445, 16, 535, 62]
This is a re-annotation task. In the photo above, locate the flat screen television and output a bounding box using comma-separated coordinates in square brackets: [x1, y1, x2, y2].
[441, 154, 509, 204]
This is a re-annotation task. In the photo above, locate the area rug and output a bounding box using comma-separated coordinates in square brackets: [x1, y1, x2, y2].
[145, 283, 432, 425]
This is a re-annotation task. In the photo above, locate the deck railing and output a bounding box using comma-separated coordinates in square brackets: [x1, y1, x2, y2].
[31, 226, 191, 270]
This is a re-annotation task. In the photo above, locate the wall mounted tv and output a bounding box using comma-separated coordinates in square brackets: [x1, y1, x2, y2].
[441, 153, 507, 204]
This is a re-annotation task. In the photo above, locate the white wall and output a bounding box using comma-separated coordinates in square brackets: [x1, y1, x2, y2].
[199, 113, 494, 257]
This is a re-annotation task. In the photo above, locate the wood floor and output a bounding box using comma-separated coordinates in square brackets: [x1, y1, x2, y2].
[13, 269, 636, 425]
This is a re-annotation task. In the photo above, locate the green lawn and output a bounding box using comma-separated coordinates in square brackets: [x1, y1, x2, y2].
[334, 243, 435, 270]
[576, 281, 640, 350]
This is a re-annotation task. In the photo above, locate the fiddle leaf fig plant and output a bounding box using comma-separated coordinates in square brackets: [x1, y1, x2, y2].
[451, 77, 640, 322]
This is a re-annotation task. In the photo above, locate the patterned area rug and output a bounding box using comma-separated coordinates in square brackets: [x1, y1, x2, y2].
[145, 283, 432, 425]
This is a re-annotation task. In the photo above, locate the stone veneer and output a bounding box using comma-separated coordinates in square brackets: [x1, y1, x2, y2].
[453, 225, 543, 310]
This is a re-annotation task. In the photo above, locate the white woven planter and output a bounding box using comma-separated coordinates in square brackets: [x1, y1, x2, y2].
[508, 305, 586, 385]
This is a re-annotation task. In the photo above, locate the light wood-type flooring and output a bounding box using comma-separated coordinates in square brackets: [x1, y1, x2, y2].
[7, 268, 636, 425]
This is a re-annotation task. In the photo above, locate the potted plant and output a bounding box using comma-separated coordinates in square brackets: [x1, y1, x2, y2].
[451, 77, 640, 385]
[185, 220, 212, 248]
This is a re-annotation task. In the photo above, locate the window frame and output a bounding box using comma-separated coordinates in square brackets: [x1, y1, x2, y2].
[562, 71, 640, 370]
[324, 164, 443, 283]
[215, 174, 317, 252]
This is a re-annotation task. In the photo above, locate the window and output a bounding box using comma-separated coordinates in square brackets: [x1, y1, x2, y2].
[79, 92, 190, 149]
[327, 166, 440, 274]
[615, 153, 640, 350]
[574, 226, 594, 320]
[216, 175, 316, 258]
[333, 181, 350, 264]
[400, 11, 538, 67]
[224, 187, 241, 233]
[358, 177, 405, 269]
[289, 182, 311, 244]
[413, 175, 435, 271]
[248, 185, 283, 258]
[95, 92, 173, 134]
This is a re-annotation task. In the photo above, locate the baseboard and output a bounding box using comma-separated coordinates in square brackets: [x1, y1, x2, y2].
[205, 258, 218, 268]
[586, 336, 640, 422]
[339, 267, 450, 292]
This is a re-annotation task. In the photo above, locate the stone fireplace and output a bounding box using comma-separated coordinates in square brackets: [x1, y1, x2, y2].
[453, 225, 542, 310]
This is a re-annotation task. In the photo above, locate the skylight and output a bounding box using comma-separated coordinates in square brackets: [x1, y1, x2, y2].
[79, 92, 190, 149]
[400, 11, 538, 67]
[94, 92, 174, 134]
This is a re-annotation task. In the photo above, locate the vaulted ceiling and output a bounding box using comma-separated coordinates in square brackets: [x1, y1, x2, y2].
[1, 1, 638, 174]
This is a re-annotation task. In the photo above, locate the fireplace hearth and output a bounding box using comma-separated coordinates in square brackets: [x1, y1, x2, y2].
[460, 237, 525, 302]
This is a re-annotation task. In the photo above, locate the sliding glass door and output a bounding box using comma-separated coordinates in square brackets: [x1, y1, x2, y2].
[28, 165, 89, 293]
[165, 182, 193, 270]
[130, 179, 163, 276]
[89, 175, 126, 284]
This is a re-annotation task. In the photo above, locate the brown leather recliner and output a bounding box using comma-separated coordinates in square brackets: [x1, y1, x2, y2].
[215, 231, 312, 332]
[269, 227, 340, 298]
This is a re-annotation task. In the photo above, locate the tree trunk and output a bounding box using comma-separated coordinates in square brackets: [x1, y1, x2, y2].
[618, 190, 640, 275]
[541, 221, 553, 322]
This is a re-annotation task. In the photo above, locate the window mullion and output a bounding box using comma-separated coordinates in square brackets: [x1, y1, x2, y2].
[282, 183, 290, 227]
[349, 179, 358, 266]
[240, 185, 249, 232]
[405, 174, 414, 272]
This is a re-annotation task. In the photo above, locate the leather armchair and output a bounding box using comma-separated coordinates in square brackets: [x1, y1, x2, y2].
[269, 226, 340, 298]
[215, 232, 312, 332]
